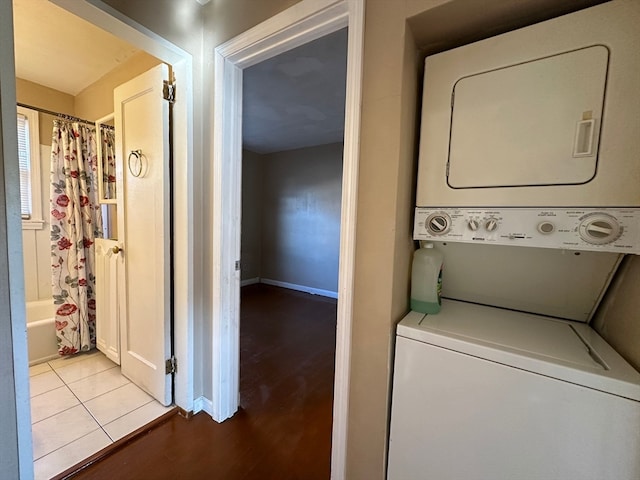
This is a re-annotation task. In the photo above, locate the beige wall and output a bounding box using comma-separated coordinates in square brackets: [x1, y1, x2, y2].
[205, 0, 301, 46]
[74, 51, 161, 121]
[249, 143, 343, 293]
[18, 51, 161, 130]
[17, 50, 160, 142]
[15, 78, 73, 146]
[241, 149, 263, 282]
[99, 0, 205, 52]
[593, 255, 640, 371]
[346, 3, 426, 477]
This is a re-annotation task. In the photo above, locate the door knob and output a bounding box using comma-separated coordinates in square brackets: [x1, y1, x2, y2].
[112, 246, 123, 254]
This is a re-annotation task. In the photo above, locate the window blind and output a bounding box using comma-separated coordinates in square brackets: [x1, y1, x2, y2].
[17, 112, 31, 219]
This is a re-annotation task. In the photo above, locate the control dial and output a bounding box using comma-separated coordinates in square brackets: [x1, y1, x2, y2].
[467, 219, 479, 231]
[578, 213, 623, 245]
[484, 218, 499, 232]
[426, 212, 451, 235]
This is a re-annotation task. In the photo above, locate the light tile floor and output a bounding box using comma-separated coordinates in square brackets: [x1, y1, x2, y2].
[29, 351, 173, 480]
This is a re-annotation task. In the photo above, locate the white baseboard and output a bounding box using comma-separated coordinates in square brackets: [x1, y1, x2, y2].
[260, 278, 338, 299]
[240, 277, 260, 287]
[193, 395, 213, 417]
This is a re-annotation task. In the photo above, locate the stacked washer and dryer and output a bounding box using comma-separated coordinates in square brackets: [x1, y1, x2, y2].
[388, 1, 640, 479]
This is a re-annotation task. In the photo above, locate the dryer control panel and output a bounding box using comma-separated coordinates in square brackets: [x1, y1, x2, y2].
[414, 207, 640, 254]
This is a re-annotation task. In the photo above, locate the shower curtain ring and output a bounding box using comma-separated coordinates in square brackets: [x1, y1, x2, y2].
[128, 149, 143, 177]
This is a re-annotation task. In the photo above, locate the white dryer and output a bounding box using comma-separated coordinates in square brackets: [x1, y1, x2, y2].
[387, 299, 640, 480]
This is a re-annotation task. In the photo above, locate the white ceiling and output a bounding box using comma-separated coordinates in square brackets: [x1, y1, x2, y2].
[13, 0, 140, 96]
[242, 28, 348, 154]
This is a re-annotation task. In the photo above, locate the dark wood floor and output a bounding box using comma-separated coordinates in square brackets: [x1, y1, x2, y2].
[68, 284, 337, 480]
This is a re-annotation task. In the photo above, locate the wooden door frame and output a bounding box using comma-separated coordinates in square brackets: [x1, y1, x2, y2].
[51, 0, 195, 412]
[211, 0, 364, 477]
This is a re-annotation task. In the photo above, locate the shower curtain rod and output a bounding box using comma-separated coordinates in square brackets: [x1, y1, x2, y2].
[16, 102, 114, 129]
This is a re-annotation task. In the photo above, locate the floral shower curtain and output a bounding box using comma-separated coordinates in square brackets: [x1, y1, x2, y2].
[50, 120, 103, 355]
[100, 126, 116, 200]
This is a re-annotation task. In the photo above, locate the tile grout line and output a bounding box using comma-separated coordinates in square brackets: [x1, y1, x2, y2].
[32, 426, 105, 463]
[83, 383, 127, 442]
[66, 366, 131, 402]
[31, 352, 167, 473]
[31, 356, 118, 461]
[57, 361, 153, 441]
[47, 352, 102, 373]
[92, 386, 155, 427]
[57, 364, 121, 444]
[34, 397, 164, 465]
[30, 360, 85, 427]
[52, 364, 117, 386]
[28, 368, 54, 379]
[100, 398, 157, 441]
[30, 386, 81, 426]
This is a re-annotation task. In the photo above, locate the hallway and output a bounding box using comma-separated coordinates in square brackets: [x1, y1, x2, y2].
[65, 284, 337, 479]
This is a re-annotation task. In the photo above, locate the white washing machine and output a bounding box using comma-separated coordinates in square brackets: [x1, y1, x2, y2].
[387, 299, 640, 480]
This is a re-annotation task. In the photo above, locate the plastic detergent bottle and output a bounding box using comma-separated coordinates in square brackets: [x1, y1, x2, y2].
[410, 242, 444, 314]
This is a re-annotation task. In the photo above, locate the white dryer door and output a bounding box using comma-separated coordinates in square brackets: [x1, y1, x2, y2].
[448, 45, 608, 188]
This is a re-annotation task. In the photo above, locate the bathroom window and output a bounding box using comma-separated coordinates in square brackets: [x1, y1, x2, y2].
[17, 106, 43, 230]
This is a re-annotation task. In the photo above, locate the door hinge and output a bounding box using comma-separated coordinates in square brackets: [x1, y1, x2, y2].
[165, 356, 177, 375]
[235, 260, 241, 271]
[163, 80, 176, 104]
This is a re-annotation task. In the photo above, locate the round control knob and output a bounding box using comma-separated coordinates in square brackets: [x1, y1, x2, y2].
[426, 213, 451, 235]
[484, 218, 498, 232]
[467, 219, 479, 231]
[578, 213, 622, 245]
[537, 221, 555, 234]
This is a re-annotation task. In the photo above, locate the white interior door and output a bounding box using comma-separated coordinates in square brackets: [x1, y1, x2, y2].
[95, 238, 123, 365]
[115, 63, 172, 406]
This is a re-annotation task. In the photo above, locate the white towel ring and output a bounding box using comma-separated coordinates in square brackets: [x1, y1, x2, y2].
[128, 150, 143, 177]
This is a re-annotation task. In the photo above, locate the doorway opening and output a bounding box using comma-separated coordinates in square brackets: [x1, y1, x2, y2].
[238, 27, 347, 470]
[212, 0, 364, 476]
[11, 0, 194, 476]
